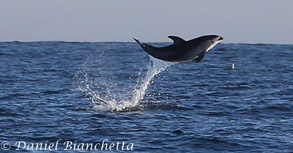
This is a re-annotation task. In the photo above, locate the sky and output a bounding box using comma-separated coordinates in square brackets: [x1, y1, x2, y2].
[0, 0, 293, 44]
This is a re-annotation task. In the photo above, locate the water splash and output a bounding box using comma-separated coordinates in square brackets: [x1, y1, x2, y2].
[74, 52, 175, 112]
[132, 56, 175, 106]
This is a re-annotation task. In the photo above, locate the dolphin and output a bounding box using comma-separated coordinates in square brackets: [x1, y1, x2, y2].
[134, 35, 223, 62]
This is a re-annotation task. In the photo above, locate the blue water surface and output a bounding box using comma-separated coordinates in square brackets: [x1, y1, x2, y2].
[0, 42, 292, 152]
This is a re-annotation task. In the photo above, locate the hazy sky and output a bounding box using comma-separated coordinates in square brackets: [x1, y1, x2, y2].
[1, 0, 293, 44]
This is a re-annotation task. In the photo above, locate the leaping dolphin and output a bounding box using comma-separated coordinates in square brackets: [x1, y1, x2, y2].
[134, 35, 223, 62]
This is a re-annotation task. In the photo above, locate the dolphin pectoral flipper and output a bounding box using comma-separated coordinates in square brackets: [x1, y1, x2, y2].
[193, 51, 206, 63]
[168, 36, 185, 45]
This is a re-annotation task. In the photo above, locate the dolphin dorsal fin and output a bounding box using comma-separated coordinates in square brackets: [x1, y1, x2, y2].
[168, 36, 185, 45]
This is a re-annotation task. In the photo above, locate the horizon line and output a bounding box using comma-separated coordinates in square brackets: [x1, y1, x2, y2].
[0, 40, 292, 45]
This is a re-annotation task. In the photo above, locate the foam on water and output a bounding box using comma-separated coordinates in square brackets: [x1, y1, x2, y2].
[74, 54, 175, 112]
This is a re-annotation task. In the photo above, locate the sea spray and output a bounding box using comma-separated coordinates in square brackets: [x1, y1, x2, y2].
[74, 53, 175, 111]
[132, 56, 175, 106]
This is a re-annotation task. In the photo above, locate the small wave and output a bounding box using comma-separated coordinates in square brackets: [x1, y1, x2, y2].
[0, 52, 12, 56]
[141, 101, 191, 111]
[216, 47, 227, 51]
[277, 88, 293, 96]
[0, 108, 20, 117]
[0, 93, 27, 100]
[254, 43, 268, 46]
[196, 137, 250, 151]
[171, 129, 184, 135]
[199, 110, 231, 117]
[41, 89, 64, 95]
[262, 104, 292, 112]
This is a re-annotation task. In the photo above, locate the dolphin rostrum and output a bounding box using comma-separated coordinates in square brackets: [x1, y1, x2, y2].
[134, 35, 223, 62]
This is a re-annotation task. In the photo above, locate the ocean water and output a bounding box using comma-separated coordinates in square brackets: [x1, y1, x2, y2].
[0, 41, 292, 152]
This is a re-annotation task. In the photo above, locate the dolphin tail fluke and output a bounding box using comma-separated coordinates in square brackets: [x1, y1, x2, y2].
[133, 37, 145, 48]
